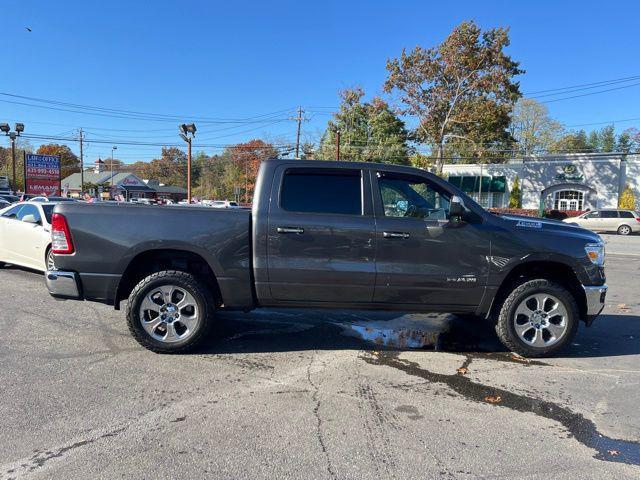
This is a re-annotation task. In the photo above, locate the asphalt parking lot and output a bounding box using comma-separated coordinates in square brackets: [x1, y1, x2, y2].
[1, 248, 639, 479]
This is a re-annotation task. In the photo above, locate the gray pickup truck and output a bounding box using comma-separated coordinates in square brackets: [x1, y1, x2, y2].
[45, 160, 607, 357]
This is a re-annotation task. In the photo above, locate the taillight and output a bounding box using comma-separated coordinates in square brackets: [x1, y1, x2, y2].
[636, 218, 640, 223]
[51, 213, 74, 254]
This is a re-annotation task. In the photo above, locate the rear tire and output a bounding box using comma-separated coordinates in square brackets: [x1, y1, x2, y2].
[617, 224, 632, 235]
[494, 279, 579, 357]
[125, 270, 216, 353]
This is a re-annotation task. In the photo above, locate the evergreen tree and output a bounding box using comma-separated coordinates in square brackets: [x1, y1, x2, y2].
[587, 130, 600, 152]
[509, 176, 522, 208]
[600, 125, 616, 152]
[317, 88, 411, 165]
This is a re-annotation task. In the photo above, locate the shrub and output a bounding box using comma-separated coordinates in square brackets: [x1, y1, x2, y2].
[508, 176, 522, 208]
[619, 185, 636, 210]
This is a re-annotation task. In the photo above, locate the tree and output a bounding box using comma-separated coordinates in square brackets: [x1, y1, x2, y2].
[587, 130, 600, 152]
[550, 129, 591, 153]
[316, 88, 411, 165]
[618, 185, 636, 210]
[141, 147, 187, 186]
[219, 139, 277, 203]
[510, 98, 563, 155]
[0, 139, 33, 191]
[36, 143, 80, 180]
[509, 175, 522, 208]
[600, 125, 616, 152]
[384, 20, 523, 172]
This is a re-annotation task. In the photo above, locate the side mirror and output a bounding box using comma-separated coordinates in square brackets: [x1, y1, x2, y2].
[22, 214, 39, 224]
[449, 196, 466, 219]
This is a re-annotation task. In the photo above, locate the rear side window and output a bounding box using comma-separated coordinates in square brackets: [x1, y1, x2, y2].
[601, 211, 618, 218]
[619, 211, 634, 218]
[281, 169, 362, 215]
[42, 205, 55, 223]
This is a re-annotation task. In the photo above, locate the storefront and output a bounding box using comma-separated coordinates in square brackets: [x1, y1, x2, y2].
[442, 153, 640, 211]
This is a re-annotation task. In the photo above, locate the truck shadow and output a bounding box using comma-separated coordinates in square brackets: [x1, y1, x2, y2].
[194, 309, 640, 359]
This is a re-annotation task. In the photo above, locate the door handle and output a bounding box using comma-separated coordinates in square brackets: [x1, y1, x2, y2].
[383, 231, 410, 239]
[277, 226, 304, 234]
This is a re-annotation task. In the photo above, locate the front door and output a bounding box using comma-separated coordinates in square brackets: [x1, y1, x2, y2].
[372, 171, 490, 307]
[267, 166, 376, 303]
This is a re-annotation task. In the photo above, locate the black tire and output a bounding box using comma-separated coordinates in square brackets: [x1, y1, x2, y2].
[494, 279, 579, 358]
[617, 224, 632, 236]
[125, 270, 216, 353]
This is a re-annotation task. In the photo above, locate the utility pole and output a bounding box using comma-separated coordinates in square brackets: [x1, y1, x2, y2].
[179, 123, 197, 203]
[294, 106, 304, 159]
[79, 129, 84, 194]
[335, 130, 341, 161]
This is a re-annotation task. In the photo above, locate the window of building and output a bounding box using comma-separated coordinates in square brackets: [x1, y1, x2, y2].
[553, 190, 584, 210]
[280, 169, 362, 216]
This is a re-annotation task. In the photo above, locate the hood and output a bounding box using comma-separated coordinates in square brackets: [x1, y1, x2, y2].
[497, 213, 602, 244]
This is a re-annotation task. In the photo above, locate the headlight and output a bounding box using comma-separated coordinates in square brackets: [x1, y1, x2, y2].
[585, 243, 605, 266]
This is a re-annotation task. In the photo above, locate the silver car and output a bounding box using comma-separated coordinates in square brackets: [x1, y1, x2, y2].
[564, 209, 640, 235]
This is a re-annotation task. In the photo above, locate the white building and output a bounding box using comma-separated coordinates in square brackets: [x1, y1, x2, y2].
[442, 153, 640, 211]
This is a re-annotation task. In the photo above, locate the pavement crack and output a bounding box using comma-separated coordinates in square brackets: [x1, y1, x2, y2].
[364, 351, 640, 467]
[1, 427, 126, 479]
[306, 351, 337, 479]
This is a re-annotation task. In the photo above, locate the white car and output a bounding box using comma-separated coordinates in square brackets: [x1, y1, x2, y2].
[563, 209, 640, 235]
[204, 200, 241, 209]
[0, 202, 57, 271]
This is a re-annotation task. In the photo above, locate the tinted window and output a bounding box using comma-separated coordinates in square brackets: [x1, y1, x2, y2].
[584, 211, 600, 219]
[41, 205, 55, 224]
[619, 211, 634, 218]
[601, 211, 618, 218]
[17, 204, 41, 223]
[281, 169, 362, 215]
[378, 173, 451, 221]
[1, 205, 22, 218]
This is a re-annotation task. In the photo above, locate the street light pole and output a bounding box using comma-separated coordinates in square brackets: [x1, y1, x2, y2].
[179, 123, 197, 203]
[110, 146, 117, 187]
[0, 122, 24, 193]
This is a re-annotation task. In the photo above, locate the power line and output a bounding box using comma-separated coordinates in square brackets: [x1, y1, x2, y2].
[524, 75, 640, 95]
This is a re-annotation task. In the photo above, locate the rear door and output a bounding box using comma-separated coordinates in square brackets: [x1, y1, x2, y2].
[266, 166, 376, 303]
[372, 171, 490, 307]
[0, 205, 23, 263]
[600, 210, 619, 232]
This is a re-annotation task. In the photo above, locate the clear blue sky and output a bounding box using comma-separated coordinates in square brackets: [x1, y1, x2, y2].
[2, 0, 639, 163]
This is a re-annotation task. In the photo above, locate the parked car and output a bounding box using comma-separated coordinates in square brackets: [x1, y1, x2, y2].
[29, 196, 77, 203]
[0, 194, 20, 204]
[0, 201, 58, 271]
[46, 160, 607, 357]
[0, 198, 10, 209]
[203, 200, 241, 209]
[563, 209, 640, 235]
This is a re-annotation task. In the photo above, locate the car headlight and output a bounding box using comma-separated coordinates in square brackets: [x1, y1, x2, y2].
[585, 242, 605, 266]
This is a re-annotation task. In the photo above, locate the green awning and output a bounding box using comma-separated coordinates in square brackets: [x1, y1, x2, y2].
[447, 175, 506, 193]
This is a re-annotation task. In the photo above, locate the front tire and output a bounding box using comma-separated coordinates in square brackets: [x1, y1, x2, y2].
[495, 279, 579, 357]
[617, 224, 632, 235]
[125, 270, 216, 353]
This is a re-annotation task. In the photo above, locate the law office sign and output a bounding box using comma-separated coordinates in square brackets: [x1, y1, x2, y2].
[24, 153, 61, 196]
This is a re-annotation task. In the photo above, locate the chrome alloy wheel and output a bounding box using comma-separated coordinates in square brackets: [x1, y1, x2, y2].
[46, 250, 56, 271]
[513, 293, 569, 348]
[139, 285, 200, 343]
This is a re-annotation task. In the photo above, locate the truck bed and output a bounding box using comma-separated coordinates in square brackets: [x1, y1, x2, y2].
[52, 203, 253, 306]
